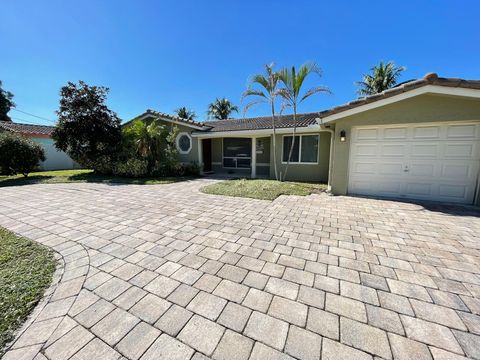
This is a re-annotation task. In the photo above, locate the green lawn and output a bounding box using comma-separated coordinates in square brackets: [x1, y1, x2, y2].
[0, 169, 196, 187]
[201, 178, 327, 200]
[0, 228, 56, 356]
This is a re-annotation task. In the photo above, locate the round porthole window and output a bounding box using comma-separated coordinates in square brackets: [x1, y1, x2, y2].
[176, 132, 192, 154]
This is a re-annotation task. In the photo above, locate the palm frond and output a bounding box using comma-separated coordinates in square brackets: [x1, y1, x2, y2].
[241, 89, 267, 102]
[279, 101, 291, 114]
[275, 88, 294, 105]
[300, 86, 331, 102]
[243, 99, 267, 117]
[249, 74, 270, 90]
[356, 61, 405, 96]
[174, 106, 196, 120]
[294, 62, 322, 95]
[242, 63, 281, 118]
[207, 98, 239, 119]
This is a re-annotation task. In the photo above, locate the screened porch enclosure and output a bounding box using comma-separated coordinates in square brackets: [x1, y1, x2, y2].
[197, 132, 329, 182]
[222, 138, 252, 169]
[199, 136, 271, 178]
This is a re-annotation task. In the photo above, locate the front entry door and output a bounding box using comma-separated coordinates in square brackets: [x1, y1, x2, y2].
[202, 139, 212, 172]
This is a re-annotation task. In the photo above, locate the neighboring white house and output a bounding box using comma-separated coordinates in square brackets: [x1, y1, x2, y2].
[0, 122, 78, 170]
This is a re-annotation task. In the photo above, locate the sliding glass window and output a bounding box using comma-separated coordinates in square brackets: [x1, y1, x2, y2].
[282, 135, 319, 164]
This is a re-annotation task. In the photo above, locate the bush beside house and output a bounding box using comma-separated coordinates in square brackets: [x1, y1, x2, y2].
[0, 133, 46, 176]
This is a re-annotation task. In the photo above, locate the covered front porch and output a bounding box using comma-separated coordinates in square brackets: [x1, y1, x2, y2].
[194, 130, 332, 184]
[197, 136, 271, 179]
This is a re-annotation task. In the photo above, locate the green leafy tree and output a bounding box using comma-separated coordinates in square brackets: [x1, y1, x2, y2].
[52, 81, 122, 167]
[0, 133, 46, 176]
[163, 125, 181, 175]
[207, 98, 239, 120]
[174, 107, 197, 120]
[277, 62, 330, 181]
[356, 61, 405, 96]
[242, 63, 281, 180]
[123, 119, 166, 172]
[0, 80, 15, 122]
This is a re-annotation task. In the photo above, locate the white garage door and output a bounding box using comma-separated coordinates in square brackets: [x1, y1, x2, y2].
[348, 122, 480, 204]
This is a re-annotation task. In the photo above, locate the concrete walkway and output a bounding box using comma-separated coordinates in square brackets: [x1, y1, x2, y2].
[1, 179, 480, 360]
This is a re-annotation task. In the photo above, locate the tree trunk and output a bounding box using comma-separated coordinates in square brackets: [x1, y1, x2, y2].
[282, 103, 297, 181]
[271, 101, 278, 181]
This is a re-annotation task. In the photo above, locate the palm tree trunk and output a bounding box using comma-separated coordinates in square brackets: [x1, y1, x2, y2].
[271, 101, 278, 180]
[282, 103, 297, 181]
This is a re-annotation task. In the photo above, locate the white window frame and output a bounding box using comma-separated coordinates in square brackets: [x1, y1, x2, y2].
[281, 134, 320, 165]
[222, 138, 252, 169]
[176, 132, 193, 154]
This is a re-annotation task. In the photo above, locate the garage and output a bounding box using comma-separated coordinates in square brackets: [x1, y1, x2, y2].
[348, 122, 480, 204]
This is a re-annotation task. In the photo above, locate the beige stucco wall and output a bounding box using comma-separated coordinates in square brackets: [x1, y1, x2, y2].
[172, 123, 199, 164]
[329, 94, 480, 204]
[270, 132, 331, 182]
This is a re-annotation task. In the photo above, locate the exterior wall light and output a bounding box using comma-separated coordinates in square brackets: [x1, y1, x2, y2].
[339, 130, 347, 142]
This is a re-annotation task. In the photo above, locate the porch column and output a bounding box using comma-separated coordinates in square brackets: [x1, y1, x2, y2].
[198, 138, 203, 174]
[251, 137, 256, 178]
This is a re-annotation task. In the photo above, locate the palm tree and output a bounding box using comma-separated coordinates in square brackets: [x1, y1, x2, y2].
[123, 119, 165, 170]
[242, 63, 280, 180]
[277, 62, 331, 181]
[207, 98, 239, 120]
[356, 61, 405, 96]
[174, 106, 197, 120]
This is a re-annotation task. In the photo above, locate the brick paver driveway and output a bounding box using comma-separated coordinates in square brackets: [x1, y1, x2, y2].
[1, 179, 480, 360]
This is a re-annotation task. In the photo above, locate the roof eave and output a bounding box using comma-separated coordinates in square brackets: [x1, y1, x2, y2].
[192, 125, 324, 138]
[319, 84, 480, 123]
[126, 110, 212, 131]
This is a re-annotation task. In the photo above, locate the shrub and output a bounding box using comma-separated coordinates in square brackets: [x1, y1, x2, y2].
[0, 133, 46, 176]
[113, 158, 148, 177]
[89, 155, 114, 175]
[181, 162, 201, 176]
[86, 117, 197, 179]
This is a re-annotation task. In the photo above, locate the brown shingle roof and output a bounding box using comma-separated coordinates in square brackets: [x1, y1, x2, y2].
[204, 112, 319, 132]
[0, 122, 55, 136]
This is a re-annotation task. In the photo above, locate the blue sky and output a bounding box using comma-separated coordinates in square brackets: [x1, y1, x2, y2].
[2, 0, 479, 125]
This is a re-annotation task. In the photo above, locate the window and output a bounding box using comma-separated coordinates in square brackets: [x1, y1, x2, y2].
[300, 135, 319, 163]
[283, 136, 300, 163]
[176, 133, 192, 154]
[223, 138, 251, 168]
[282, 135, 319, 163]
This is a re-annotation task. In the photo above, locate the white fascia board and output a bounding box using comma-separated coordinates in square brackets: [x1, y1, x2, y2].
[320, 85, 480, 123]
[192, 125, 323, 138]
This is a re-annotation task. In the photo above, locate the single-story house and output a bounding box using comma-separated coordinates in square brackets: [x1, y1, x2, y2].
[0, 122, 78, 171]
[135, 73, 480, 205]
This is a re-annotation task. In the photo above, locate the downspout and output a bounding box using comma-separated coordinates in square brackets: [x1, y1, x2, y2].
[316, 117, 335, 192]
